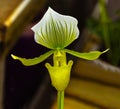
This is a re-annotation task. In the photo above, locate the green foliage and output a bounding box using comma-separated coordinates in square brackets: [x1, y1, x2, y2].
[87, 18, 120, 65]
[87, 0, 120, 66]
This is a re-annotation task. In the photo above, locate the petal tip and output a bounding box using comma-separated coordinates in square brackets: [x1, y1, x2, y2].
[11, 54, 17, 60]
[102, 48, 110, 53]
[48, 6, 52, 11]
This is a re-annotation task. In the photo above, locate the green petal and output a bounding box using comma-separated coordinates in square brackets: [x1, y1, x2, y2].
[31, 7, 79, 49]
[64, 49, 109, 60]
[11, 50, 55, 66]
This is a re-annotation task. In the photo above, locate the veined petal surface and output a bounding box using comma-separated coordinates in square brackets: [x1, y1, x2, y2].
[31, 7, 79, 49]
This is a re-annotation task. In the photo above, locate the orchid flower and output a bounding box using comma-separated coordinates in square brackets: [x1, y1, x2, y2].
[11, 7, 108, 109]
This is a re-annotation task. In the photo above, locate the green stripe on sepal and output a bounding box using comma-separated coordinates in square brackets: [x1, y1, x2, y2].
[31, 7, 79, 49]
[64, 49, 109, 60]
[11, 50, 55, 66]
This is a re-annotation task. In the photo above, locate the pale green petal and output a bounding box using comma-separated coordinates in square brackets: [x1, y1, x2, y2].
[64, 49, 109, 60]
[31, 7, 79, 49]
[11, 50, 55, 66]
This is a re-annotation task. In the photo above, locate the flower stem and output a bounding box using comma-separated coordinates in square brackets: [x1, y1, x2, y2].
[57, 91, 64, 109]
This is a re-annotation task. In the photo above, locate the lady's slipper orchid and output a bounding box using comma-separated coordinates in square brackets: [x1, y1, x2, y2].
[11, 7, 108, 91]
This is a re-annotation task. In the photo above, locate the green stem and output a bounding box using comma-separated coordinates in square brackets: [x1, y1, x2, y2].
[99, 0, 110, 48]
[99, 0, 111, 59]
[57, 91, 64, 109]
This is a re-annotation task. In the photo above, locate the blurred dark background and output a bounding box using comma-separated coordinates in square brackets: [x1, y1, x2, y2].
[4, 0, 97, 109]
